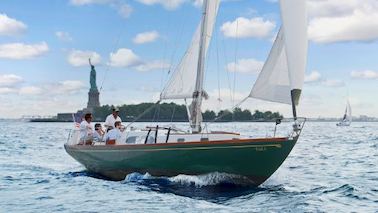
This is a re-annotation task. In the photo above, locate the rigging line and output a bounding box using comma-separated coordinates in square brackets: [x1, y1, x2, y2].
[170, 104, 177, 124]
[208, 96, 249, 124]
[232, 19, 239, 123]
[125, 101, 160, 129]
[159, 10, 174, 93]
[99, 26, 124, 92]
[167, 16, 188, 75]
[220, 23, 233, 109]
[215, 24, 222, 110]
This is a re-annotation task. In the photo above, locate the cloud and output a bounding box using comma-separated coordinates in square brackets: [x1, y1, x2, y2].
[67, 50, 101, 67]
[133, 31, 160, 44]
[305, 71, 322, 83]
[226, 58, 264, 73]
[116, 3, 133, 18]
[70, 0, 111, 6]
[221, 17, 275, 39]
[48, 80, 86, 94]
[0, 74, 23, 87]
[55, 31, 73, 42]
[70, 0, 132, 18]
[308, 0, 378, 43]
[134, 60, 170, 72]
[0, 42, 49, 60]
[109, 48, 142, 67]
[351, 70, 378, 79]
[0, 13, 27, 36]
[19, 86, 43, 95]
[321, 79, 345, 87]
[136, 0, 186, 10]
[0, 87, 17, 94]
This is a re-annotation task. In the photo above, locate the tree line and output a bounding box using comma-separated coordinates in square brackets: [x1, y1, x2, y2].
[92, 102, 283, 122]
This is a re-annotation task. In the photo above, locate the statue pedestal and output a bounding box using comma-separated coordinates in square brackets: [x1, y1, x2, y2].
[87, 89, 100, 110]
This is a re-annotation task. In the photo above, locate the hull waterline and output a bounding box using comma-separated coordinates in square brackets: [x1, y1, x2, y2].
[65, 137, 298, 186]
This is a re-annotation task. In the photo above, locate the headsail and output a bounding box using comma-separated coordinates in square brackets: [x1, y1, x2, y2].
[249, 0, 308, 107]
[160, 0, 220, 100]
[249, 28, 291, 105]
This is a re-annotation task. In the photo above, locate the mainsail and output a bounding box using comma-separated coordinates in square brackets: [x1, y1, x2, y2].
[160, 0, 220, 132]
[249, 0, 308, 109]
[160, 0, 220, 100]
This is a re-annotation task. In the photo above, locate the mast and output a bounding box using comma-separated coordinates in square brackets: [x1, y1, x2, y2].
[191, 0, 209, 133]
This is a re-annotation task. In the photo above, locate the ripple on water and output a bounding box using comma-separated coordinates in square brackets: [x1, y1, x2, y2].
[0, 121, 377, 212]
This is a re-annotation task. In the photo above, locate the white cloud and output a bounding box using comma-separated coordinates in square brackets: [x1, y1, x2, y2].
[0, 42, 49, 60]
[351, 70, 378, 79]
[70, 0, 132, 18]
[67, 50, 101, 67]
[109, 48, 142, 67]
[0, 13, 27, 36]
[221, 17, 275, 39]
[133, 31, 160, 44]
[321, 79, 345, 87]
[50, 80, 86, 94]
[136, 0, 186, 10]
[19, 86, 43, 95]
[55, 31, 73, 42]
[134, 60, 170, 72]
[0, 87, 17, 94]
[116, 3, 133, 18]
[0, 74, 23, 87]
[308, 0, 378, 43]
[226, 58, 264, 73]
[70, 0, 110, 6]
[305, 71, 322, 83]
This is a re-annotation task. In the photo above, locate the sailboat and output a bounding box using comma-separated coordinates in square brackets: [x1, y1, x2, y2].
[337, 101, 352, 126]
[65, 0, 308, 186]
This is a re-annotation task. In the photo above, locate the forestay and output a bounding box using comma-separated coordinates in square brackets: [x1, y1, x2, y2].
[249, 0, 308, 106]
[160, 0, 220, 100]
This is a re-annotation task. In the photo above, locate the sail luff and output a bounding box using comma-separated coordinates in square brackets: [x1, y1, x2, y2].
[190, 0, 209, 133]
[279, 0, 308, 104]
[159, 0, 219, 102]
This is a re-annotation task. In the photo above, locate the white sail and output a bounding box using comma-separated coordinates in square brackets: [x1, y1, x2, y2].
[344, 100, 352, 122]
[249, 28, 291, 105]
[249, 0, 308, 105]
[160, 0, 220, 100]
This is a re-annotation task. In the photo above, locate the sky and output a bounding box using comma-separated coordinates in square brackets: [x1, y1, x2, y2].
[0, 0, 378, 119]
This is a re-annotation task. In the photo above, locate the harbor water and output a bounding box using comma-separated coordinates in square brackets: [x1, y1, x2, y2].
[0, 121, 377, 212]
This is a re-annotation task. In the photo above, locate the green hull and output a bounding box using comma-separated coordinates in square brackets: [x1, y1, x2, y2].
[64, 137, 298, 186]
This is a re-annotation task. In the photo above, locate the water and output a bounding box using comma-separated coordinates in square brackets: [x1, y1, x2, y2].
[0, 121, 377, 212]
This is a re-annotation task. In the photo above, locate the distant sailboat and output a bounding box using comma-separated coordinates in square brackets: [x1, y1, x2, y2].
[337, 101, 352, 126]
[65, 0, 308, 186]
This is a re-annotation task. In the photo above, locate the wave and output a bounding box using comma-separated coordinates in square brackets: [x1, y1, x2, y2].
[124, 172, 254, 187]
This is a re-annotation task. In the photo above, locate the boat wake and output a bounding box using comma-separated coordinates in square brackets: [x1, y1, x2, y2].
[123, 172, 260, 201]
[124, 172, 254, 187]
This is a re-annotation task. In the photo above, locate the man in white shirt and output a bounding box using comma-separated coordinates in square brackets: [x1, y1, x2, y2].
[80, 113, 93, 145]
[105, 121, 122, 145]
[104, 107, 122, 130]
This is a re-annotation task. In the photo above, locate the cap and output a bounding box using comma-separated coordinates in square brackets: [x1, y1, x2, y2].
[112, 107, 120, 112]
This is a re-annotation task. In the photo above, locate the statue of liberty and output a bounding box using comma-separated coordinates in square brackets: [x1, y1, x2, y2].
[89, 58, 98, 91]
[87, 58, 100, 109]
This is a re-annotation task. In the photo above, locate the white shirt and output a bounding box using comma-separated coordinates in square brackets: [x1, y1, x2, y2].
[93, 130, 104, 141]
[104, 114, 122, 129]
[105, 128, 122, 142]
[80, 120, 93, 140]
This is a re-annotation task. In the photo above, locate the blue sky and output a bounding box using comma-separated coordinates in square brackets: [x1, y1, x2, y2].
[0, 0, 378, 118]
